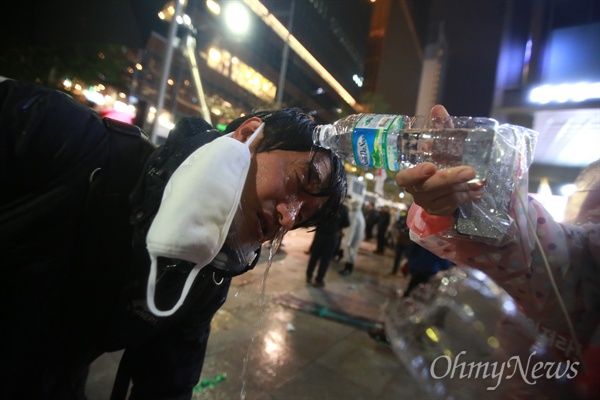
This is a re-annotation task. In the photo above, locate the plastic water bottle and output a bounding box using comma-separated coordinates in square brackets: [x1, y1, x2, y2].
[384, 267, 577, 399]
[313, 113, 498, 181]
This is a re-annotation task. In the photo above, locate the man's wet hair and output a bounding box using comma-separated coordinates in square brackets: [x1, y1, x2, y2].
[226, 108, 347, 229]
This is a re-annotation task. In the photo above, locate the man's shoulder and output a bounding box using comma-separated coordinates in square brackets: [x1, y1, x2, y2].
[104, 117, 151, 140]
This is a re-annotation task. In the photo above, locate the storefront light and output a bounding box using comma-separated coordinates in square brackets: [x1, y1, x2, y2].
[560, 183, 577, 197]
[83, 89, 105, 105]
[206, 0, 220, 15]
[208, 48, 221, 62]
[529, 82, 600, 104]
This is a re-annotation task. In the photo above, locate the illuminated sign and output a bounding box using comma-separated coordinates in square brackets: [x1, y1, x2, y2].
[529, 82, 600, 104]
[207, 47, 276, 103]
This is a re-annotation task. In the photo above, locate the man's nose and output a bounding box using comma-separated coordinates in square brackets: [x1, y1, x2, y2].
[276, 201, 301, 230]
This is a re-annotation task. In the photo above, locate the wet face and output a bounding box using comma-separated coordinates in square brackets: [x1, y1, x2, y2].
[237, 147, 333, 244]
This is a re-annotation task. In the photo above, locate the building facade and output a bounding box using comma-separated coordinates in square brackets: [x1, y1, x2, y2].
[132, 0, 375, 141]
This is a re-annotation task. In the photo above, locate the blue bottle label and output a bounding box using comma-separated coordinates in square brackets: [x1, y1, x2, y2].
[351, 114, 403, 170]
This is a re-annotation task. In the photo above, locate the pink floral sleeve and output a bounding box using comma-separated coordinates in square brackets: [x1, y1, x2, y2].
[407, 179, 600, 361]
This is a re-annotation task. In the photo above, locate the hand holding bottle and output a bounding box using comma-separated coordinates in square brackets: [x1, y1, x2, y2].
[395, 105, 486, 216]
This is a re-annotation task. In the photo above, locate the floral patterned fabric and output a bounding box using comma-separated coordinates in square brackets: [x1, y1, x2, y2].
[406, 172, 600, 362]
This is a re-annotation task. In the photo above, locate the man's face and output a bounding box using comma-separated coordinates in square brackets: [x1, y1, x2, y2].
[236, 146, 333, 244]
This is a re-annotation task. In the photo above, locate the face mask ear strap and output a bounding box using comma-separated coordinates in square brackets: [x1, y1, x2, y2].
[245, 122, 265, 147]
[146, 256, 205, 317]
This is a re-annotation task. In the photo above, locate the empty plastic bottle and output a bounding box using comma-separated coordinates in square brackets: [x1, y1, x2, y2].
[313, 113, 498, 182]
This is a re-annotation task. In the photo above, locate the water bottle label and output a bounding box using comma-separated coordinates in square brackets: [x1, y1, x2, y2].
[352, 114, 403, 170]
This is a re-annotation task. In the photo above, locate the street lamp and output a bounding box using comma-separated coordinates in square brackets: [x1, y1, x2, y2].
[151, 0, 213, 142]
[223, 2, 251, 35]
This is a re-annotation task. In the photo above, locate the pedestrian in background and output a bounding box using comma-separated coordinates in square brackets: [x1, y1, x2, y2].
[403, 242, 452, 297]
[332, 196, 351, 262]
[374, 205, 391, 255]
[339, 197, 366, 276]
[391, 210, 411, 275]
[364, 202, 379, 241]
[368, 241, 451, 345]
[306, 199, 350, 287]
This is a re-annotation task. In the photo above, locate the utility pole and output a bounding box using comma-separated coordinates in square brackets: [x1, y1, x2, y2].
[151, 0, 185, 143]
[184, 32, 211, 125]
[275, 0, 295, 108]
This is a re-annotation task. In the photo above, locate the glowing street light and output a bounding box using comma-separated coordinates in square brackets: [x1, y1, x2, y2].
[224, 2, 251, 35]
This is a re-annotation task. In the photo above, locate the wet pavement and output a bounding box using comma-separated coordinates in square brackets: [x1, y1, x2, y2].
[85, 228, 427, 399]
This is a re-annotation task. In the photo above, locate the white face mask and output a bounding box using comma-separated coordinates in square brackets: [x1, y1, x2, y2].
[145, 124, 264, 317]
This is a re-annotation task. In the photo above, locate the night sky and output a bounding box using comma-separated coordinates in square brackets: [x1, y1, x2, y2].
[0, 0, 168, 49]
[429, 0, 507, 116]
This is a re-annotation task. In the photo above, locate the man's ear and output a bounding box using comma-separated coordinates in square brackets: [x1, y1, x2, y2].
[232, 117, 263, 143]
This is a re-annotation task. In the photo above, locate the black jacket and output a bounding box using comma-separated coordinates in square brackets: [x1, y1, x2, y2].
[0, 79, 233, 399]
[314, 203, 350, 237]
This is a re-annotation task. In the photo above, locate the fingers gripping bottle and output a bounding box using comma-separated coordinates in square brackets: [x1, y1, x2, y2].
[313, 113, 497, 182]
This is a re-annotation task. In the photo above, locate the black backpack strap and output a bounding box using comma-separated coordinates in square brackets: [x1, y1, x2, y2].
[110, 348, 133, 400]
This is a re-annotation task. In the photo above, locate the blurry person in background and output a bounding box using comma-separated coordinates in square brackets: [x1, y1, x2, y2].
[364, 202, 379, 241]
[339, 197, 366, 276]
[374, 205, 391, 255]
[0, 79, 347, 399]
[332, 196, 351, 262]
[305, 196, 350, 287]
[391, 210, 412, 275]
[396, 105, 599, 399]
[367, 241, 451, 344]
[402, 242, 452, 297]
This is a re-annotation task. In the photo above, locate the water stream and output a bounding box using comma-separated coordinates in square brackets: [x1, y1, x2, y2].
[239, 227, 287, 400]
